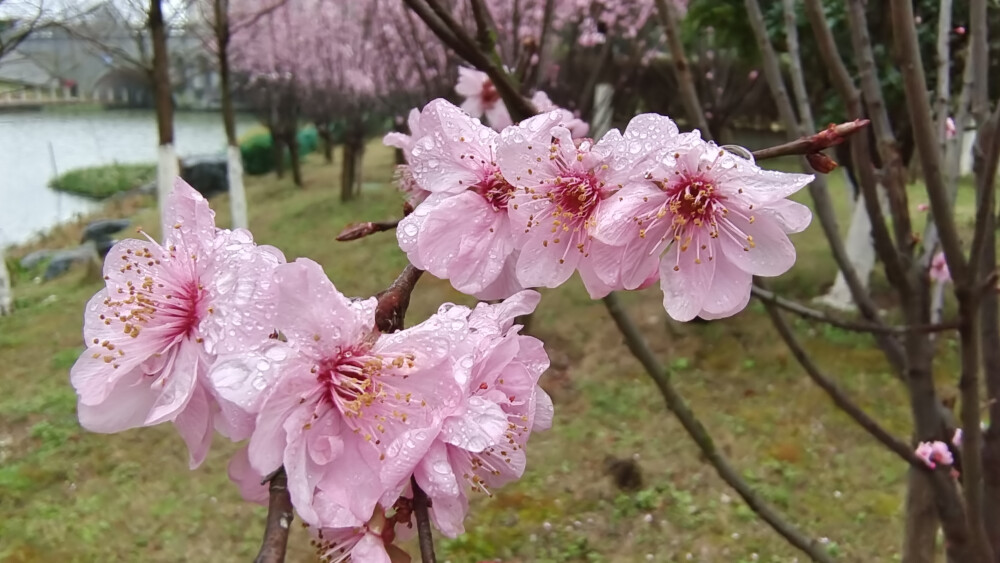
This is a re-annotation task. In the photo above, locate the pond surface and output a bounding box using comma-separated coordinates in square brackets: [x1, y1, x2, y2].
[0, 110, 255, 246]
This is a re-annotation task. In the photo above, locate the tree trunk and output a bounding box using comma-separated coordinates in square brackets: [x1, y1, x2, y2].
[272, 131, 285, 179]
[978, 163, 1000, 561]
[288, 135, 302, 188]
[0, 245, 11, 316]
[903, 468, 941, 563]
[318, 123, 334, 164]
[353, 140, 364, 197]
[655, 0, 712, 134]
[341, 142, 355, 202]
[214, 0, 248, 230]
[150, 0, 177, 218]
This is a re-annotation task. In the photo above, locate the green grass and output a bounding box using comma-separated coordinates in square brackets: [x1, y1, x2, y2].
[49, 163, 156, 199]
[0, 139, 971, 562]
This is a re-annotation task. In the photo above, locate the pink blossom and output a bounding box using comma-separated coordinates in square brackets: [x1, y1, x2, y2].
[915, 441, 954, 469]
[397, 99, 524, 299]
[917, 203, 930, 212]
[70, 179, 285, 468]
[953, 428, 963, 448]
[955, 26, 966, 35]
[412, 291, 553, 536]
[384, 107, 432, 205]
[227, 446, 269, 505]
[748, 70, 760, 81]
[496, 111, 656, 297]
[930, 251, 951, 283]
[312, 507, 413, 563]
[384, 108, 425, 163]
[946, 117, 957, 139]
[594, 122, 813, 321]
[243, 258, 466, 527]
[456, 67, 512, 131]
[530, 91, 590, 138]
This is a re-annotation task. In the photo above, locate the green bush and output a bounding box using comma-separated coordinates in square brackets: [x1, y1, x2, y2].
[239, 126, 319, 176]
[49, 163, 156, 199]
[239, 128, 275, 175]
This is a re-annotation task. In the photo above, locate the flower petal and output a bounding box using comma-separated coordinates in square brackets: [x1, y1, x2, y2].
[698, 257, 753, 319]
[719, 213, 797, 277]
[659, 240, 716, 322]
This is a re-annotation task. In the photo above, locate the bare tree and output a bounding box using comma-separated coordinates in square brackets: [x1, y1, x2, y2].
[148, 0, 177, 215]
[210, 0, 246, 228]
[0, 0, 45, 61]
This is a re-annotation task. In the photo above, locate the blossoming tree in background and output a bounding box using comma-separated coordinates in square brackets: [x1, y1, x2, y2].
[66, 0, 1000, 561]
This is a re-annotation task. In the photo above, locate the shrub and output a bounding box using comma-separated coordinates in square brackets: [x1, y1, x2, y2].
[238, 126, 319, 176]
[49, 163, 156, 199]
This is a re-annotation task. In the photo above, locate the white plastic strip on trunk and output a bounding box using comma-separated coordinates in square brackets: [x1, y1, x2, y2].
[227, 145, 248, 230]
[157, 143, 179, 224]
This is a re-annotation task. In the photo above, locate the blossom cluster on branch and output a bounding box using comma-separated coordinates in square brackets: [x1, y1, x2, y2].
[391, 96, 814, 321]
[70, 182, 551, 560]
[73, 63, 819, 562]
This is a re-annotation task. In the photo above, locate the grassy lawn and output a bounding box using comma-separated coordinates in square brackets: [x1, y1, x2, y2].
[0, 140, 967, 562]
[49, 163, 157, 199]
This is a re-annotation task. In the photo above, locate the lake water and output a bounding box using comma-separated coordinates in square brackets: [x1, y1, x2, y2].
[0, 110, 256, 246]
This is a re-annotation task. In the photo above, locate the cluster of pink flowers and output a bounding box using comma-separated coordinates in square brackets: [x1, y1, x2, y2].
[930, 251, 952, 283]
[389, 98, 814, 321]
[70, 182, 552, 560]
[915, 441, 955, 470]
[454, 67, 588, 137]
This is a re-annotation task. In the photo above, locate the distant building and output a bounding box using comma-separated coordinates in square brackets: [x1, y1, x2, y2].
[0, 4, 220, 109]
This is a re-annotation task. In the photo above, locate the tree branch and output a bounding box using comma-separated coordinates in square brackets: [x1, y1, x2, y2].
[757, 288, 927, 469]
[405, 0, 536, 121]
[602, 293, 836, 563]
[934, 0, 954, 153]
[751, 285, 960, 334]
[654, 0, 711, 134]
[969, 0, 988, 124]
[967, 98, 1000, 284]
[845, 0, 913, 255]
[375, 264, 424, 334]
[744, 0, 907, 373]
[336, 220, 401, 241]
[889, 0, 967, 285]
[469, 0, 499, 54]
[411, 476, 437, 563]
[254, 468, 293, 563]
[792, 0, 910, 292]
[750, 119, 870, 161]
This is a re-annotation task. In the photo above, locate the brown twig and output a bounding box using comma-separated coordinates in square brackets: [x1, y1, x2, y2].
[654, 0, 711, 134]
[750, 119, 870, 161]
[845, 0, 913, 256]
[602, 293, 836, 563]
[758, 291, 927, 469]
[890, 1, 990, 559]
[336, 220, 401, 241]
[745, 0, 907, 374]
[254, 468, 294, 563]
[404, 0, 536, 122]
[411, 476, 437, 563]
[750, 285, 960, 334]
[375, 264, 425, 334]
[889, 0, 967, 285]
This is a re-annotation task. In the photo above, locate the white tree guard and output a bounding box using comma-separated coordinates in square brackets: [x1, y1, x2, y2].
[227, 145, 248, 230]
[157, 144, 180, 223]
